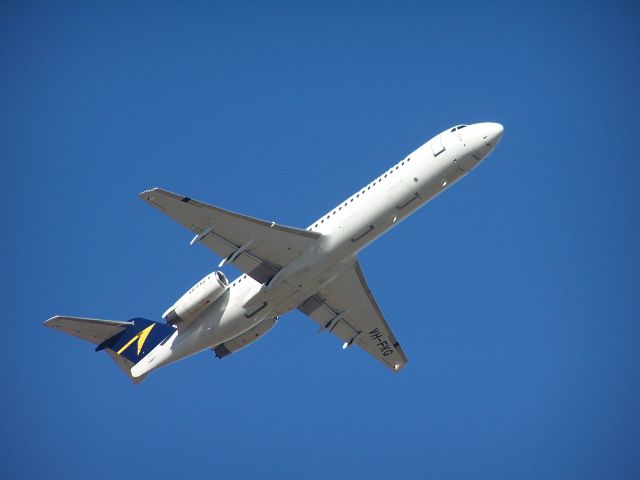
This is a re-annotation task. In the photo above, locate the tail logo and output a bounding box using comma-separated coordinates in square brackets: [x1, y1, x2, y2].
[117, 324, 155, 356]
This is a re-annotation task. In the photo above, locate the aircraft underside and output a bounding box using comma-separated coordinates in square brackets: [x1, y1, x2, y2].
[44, 122, 504, 383]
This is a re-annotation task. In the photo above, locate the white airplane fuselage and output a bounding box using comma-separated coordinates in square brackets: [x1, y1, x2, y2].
[131, 122, 503, 377]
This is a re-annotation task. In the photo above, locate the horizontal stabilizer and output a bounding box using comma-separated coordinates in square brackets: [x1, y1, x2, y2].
[44, 316, 133, 345]
[44, 315, 176, 384]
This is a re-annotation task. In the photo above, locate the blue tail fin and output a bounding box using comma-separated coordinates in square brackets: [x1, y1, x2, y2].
[95, 318, 175, 364]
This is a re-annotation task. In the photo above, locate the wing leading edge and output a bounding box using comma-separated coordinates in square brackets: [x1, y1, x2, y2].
[299, 259, 408, 372]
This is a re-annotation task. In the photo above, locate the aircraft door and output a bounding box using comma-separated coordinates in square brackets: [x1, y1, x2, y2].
[430, 134, 445, 157]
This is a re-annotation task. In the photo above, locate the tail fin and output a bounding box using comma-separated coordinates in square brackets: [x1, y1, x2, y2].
[44, 316, 175, 384]
[95, 317, 175, 362]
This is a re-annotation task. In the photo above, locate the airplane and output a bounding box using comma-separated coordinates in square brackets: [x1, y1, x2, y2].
[44, 122, 504, 383]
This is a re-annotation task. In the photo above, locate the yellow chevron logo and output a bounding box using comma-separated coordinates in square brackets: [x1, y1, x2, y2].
[117, 324, 155, 356]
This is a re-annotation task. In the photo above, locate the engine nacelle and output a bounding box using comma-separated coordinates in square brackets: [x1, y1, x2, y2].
[163, 271, 229, 325]
[213, 318, 277, 358]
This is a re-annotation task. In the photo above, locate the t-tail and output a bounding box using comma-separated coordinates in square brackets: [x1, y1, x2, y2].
[44, 316, 176, 384]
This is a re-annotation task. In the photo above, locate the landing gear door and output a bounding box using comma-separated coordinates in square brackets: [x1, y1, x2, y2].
[430, 135, 445, 157]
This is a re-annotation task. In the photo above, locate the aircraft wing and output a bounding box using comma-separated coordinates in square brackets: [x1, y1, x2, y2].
[140, 188, 321, 284]
[298, 259, 408, 372]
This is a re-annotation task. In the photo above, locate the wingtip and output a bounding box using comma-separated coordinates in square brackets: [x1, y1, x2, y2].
[43, 315, 60, 326]
[391, 363, 406, 373]
[139, 187, 158, 197]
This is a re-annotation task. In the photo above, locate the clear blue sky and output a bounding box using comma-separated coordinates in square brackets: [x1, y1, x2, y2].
[2, 1, 639, 478]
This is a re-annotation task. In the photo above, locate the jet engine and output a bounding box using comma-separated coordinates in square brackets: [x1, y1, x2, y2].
[163, 271, 229, 325]
[213, 318, 277, 358]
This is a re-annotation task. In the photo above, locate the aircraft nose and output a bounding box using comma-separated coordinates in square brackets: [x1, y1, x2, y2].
[457, 122, 503, 170]
[483, 122, 504, 147]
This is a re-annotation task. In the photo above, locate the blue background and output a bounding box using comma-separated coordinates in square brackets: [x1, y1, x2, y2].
[2, 1, 639, 478]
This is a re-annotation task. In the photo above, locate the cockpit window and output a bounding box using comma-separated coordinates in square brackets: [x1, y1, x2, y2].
[450, 125, 468, 132]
